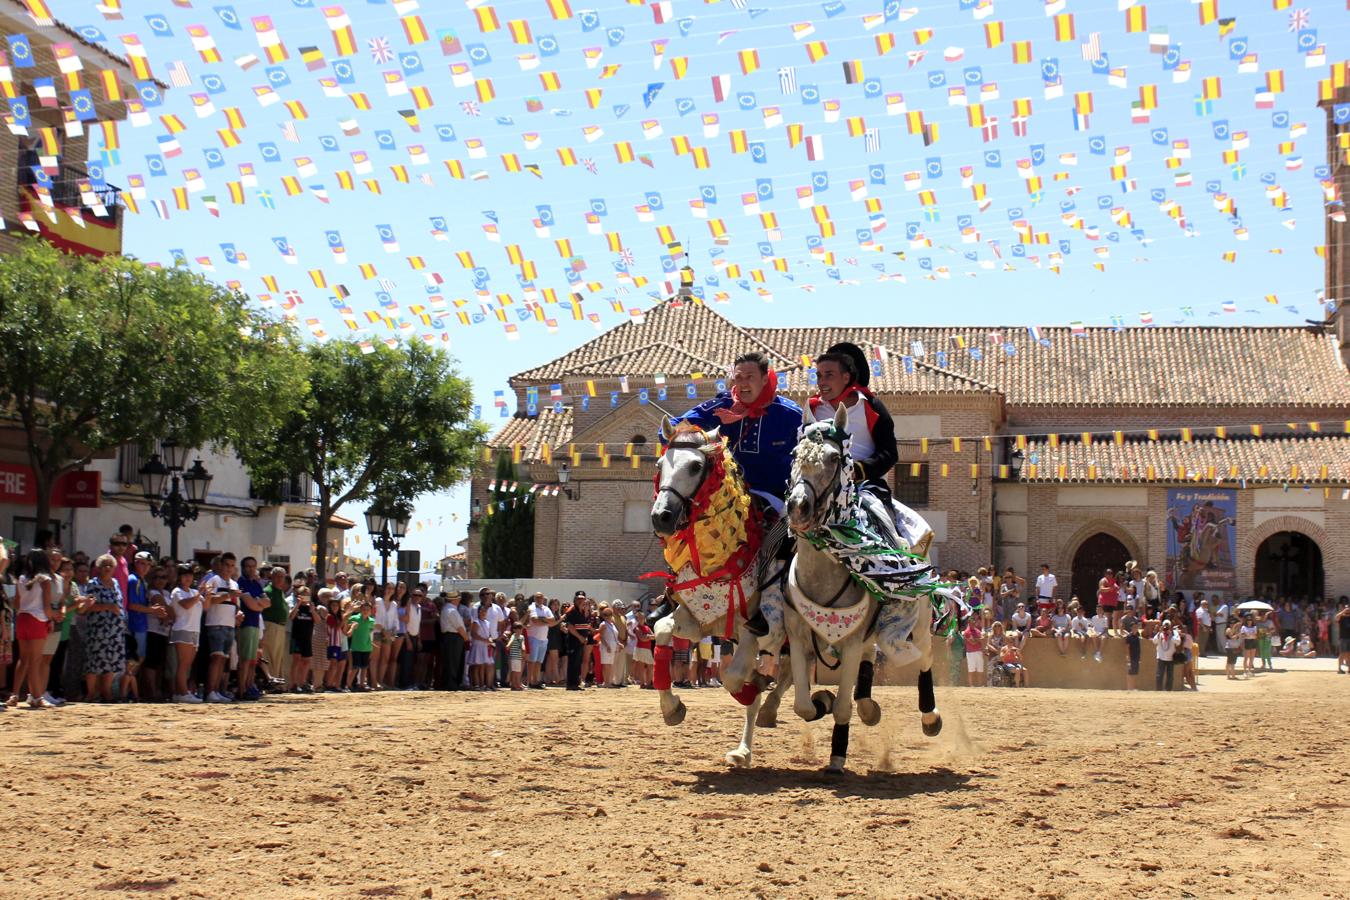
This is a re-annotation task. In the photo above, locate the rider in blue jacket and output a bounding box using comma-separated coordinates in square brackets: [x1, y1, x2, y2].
[670, 350, 802, 510]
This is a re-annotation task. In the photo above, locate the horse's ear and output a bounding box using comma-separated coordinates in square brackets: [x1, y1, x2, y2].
[658, 415, 674, 443]
[833, 400, 849, 433]
[704, 426, 721, 445]
[802, 403, 813, 428]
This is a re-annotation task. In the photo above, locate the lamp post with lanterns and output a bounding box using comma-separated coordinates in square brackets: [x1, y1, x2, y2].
[364, 504, 411, 587]
[138, 439, 213, 563]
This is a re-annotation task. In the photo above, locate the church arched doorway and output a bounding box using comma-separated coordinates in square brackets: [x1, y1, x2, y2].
[1071, 533, 1131, 613]
[1253, 531, 1323, 601]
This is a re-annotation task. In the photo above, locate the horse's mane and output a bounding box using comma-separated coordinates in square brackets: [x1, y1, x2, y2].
[659, 428, 756, 576]
[791, 422, 846, 484]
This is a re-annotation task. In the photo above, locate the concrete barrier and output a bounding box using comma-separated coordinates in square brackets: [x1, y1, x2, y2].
[877, 635, 1194, 691]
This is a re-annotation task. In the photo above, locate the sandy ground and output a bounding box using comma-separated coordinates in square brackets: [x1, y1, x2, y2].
[1, 672, 1348, 900]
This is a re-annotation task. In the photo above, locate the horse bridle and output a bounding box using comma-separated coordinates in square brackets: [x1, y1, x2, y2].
[655, 442, 711, 530]
[790, 428, 848, 530]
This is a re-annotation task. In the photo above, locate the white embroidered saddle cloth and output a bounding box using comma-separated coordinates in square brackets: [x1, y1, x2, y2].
[790, 592, 872, 646]
[673, 563, 757, 632]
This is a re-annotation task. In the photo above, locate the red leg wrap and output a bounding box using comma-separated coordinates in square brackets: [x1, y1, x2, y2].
[653, 645, 673, 691]
[731, 681, 761, 706]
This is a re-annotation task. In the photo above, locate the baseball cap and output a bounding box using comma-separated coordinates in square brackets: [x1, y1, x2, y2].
[134, 551, 155, 562]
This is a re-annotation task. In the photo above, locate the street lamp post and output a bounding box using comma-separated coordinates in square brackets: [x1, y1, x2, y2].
[365, 506, 411, 587]
[138, 439, 213, 562]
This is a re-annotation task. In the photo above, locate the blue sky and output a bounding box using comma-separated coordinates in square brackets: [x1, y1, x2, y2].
[35, 0, 1347, 564]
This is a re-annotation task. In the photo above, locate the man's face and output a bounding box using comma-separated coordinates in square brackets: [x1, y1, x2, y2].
[815, 359, 850, 403]
[271, 570, 287, 587]
[730, 361, 767, 404]
[109, 537, 128, 557]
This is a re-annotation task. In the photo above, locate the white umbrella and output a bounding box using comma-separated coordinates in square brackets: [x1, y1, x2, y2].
[1235, 600, 1274, 612]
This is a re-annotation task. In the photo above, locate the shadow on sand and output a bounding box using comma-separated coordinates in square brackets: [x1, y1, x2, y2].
[689, 765, 973, 800]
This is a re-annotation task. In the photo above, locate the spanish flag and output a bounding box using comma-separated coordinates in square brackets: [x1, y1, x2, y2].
[670, 57, 689, 79]
[605, 232, 623, 251]
[507, 19, 532, 44]
[805, 40, 828, 63]
[729, 129, 749, 153]
[614, 141, 635, 163]
[585, 88, 603, 108]
[738, 48, 759, 74]
[475, 6, 500, 32]
[1266, 69, 1285, 94]
[1124, 6, 1146, 33]
[913, 28, 933, 45]
[547, 0, 573, 18]
[476, 79, 496, 102]
[331, 24, 357, 57]
[1138, 83, 1158, 109]
[875, 33, 896, 56]
[556, 146, 577, 166]
[99, 70, 123, 102]
[539, 71, 562, 91]
[983, 21, 1004, 48]
[1197, 0, 1218, 25]
[1201, 75, 1221, 100]
[1053, 13, 1075, 42]
[350, 92, 372, 111]
[1011, 40, 1032, 64]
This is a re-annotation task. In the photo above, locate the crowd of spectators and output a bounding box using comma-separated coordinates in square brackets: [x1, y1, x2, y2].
[944, 562, 1350, 692]
[0, 531, 732, 710]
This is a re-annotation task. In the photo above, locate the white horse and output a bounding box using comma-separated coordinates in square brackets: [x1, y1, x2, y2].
[649, 423, 791, 768]
[783, 403, 947, 773]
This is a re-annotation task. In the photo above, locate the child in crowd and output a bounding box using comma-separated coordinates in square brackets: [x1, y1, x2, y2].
[1050, 600, 1071, 655]
[632, 613, 653, 688]
[962, 616, 984, 687]
[1088, 606, 1109, 663]
[998, 638, 1027, 688]
[1068, 600, 1091, 660]
[506, 624, 525, 691]
[345, 600, 376, 692]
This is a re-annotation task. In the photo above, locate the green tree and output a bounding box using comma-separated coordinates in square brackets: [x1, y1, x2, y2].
[0, 238, 301, 534]
[234, 338, 485, 580]
[479, 454, 535, 578]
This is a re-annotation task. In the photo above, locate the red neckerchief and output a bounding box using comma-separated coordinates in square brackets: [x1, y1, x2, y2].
[807, 383, 873, 415]
[712, 368, 778, 423]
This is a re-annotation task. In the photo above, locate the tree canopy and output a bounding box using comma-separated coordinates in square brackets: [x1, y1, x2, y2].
[479, 454, 535, 578]
[0, 238, 302, 529]
[233, 338, 485, 580]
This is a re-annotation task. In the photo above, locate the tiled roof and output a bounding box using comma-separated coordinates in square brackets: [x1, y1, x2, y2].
[513, 299, 1350, 409]
[1019, 435, 1350, 484]
[486, 407, 573, 459]
[568, 342, 728, 378]
[513, 300, 792, 382]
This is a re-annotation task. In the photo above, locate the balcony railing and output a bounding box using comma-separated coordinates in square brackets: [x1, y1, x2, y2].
[18, 160, 122, 228]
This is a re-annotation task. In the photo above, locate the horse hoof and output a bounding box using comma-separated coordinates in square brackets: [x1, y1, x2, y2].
[856, 697, 882, 727]
[810, 690, 835, 722]
[725, 749, 752, 768]
[663, 701, 687, 727]
[921, 713, 942, 738]
[755, 708, 778, 728]
[824, 757, 846, 775]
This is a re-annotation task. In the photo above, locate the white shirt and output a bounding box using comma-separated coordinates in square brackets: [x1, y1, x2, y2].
[439, 603, 465, 635]
[812, 394, 875, 462]
[1069, 614, 1091, 635]
[1009, 611, 1032, 631]
[1089, 613, 1109, 635]
[599, 620, 618, 652]
[526, 602, 553, 642]
[1213, 603, 1230, 624]
[1035, 573, 1057, 600]
[201, 574, 240, 628]
[147, 588, 172, 636]
[1196, 606, 1212, 627]
[17, 575, 49, 621]
[1152, 631, 1177, 661]
[405, 601, 422, 636]
[171, 586, 204, 633]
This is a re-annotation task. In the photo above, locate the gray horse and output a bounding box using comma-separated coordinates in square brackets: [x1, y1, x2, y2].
[650, 423, 791, 768]
[783, 403, 945, 773]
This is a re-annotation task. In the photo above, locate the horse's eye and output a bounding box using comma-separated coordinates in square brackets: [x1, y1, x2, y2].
[690, 459, 702, 470]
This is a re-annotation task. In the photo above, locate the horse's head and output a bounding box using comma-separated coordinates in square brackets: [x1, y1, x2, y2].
[786, 403, 850, 533]
[651, 419, 721, 537]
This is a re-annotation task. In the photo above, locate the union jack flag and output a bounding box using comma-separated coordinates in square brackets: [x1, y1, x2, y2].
[1288, 8, 1310, 32]
[618, 248, 635, 266]
[460, 100, 481, 117]
[368, 36, 394, 64]
[582, 157, 598, 174]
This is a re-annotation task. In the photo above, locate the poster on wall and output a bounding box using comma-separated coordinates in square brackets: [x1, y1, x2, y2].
[1166, 489, 1237, 592]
